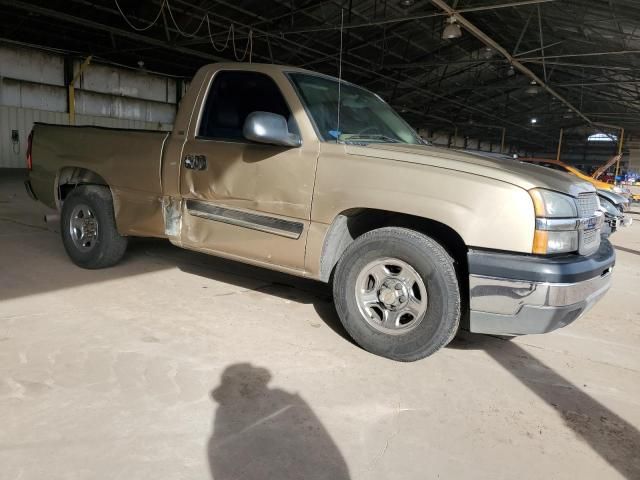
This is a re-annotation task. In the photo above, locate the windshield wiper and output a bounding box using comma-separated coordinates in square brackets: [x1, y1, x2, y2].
[339, 134, 401, 144]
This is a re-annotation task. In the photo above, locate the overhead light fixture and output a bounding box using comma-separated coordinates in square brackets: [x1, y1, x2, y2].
[399, 0, 416, 6]
[530, 118, 538, 124]
[526, 80, 540, 95]
[588, 132, 616, 143]
[137, 59, 148, 74]
[481, 46, 494, 60]
[442, 16, 462, 40]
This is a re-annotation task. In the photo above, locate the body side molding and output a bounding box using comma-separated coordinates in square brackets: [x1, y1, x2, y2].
[186, 200, 304, 239]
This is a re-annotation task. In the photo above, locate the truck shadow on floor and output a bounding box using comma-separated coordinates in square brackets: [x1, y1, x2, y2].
[613, 245, 640, 256]
[448, 333, 640, 479]
[0, 208, 352, 343]
[0, 171, 179, 303]
[207, 362, 351, 480]
[0, 233, 175, 302]
[140, 239, 354, 344]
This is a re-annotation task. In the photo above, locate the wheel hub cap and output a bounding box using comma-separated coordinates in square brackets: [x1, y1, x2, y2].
[69, 204, 99, 252]
[355, 258, 428, 335]
[378, 280, 409, 309]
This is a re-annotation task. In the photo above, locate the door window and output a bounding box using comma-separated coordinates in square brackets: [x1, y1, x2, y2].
[198, 71, 299, 141]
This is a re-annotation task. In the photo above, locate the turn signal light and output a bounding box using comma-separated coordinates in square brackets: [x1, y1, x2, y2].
[532, 230, 549, 254]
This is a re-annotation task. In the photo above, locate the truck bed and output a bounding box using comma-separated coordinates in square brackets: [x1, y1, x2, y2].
[29, 123, 170, 237]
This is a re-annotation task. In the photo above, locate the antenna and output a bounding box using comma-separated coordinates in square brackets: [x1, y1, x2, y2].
[336, 8, 344, 141]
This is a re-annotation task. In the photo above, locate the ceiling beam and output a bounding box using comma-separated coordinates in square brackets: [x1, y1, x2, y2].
[519, 49, 640, 61]
[164, 0, 545, 137]
[429, 0, 622, 131]
[256, 0, 559, 36]
[556, 80, 640, 87]
[0, 0, 227, 63]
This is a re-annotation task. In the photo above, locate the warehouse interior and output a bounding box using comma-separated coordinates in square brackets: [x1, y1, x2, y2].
[1, 1, 640, 479]
[3, 0, 640, 171]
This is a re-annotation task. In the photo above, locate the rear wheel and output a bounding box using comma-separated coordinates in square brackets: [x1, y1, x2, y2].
[333, 227, 460, 361]
[61, 185, 128, 269]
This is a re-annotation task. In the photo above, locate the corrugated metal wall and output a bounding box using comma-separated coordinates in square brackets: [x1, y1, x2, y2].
[0, 105, 172, 169]
[1, 43, 178, 168]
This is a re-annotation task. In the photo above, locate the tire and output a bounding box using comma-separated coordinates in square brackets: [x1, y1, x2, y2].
[60, 185, 128, 269]
[333, 227, 460, 361]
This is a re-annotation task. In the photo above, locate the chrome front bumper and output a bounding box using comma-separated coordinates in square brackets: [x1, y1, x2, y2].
[467, 240, 615, 335]
[468, 271, 612, 335]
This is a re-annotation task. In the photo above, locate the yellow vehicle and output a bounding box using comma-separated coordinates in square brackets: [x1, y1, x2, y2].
[522, 158, 629, 196]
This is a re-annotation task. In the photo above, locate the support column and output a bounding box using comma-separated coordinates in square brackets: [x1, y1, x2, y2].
[68, 55, 92, 125]
[556, 128, 564, 161]
[614, 128, 624, 181]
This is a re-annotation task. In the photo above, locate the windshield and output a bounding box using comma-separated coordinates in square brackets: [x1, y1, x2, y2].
[289, 73, 423, 145]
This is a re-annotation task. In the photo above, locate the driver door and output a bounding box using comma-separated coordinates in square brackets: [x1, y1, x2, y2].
[179, 69, 317, 272]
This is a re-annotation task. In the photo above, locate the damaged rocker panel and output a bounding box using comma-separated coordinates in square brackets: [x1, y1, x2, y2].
[163, 196, 183, 237]
[185, 200, 304, 239]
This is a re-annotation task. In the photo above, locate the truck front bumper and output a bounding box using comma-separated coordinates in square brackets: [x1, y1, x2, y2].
[467, 240, 615, 335]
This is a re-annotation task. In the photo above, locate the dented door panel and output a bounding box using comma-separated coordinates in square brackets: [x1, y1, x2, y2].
[178, 67, 319, 271]
[180, 141, 315, 219]
[179, 140, 317, 270]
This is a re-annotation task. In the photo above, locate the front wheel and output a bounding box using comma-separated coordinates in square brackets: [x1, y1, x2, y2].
[333, 227, 461, 361]
[61, 185, 128, 269]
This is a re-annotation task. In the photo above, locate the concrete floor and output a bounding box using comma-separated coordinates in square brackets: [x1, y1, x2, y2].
[1, 170, 639, 480]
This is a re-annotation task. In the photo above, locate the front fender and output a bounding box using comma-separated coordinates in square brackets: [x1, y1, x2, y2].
[311, 150, 536, 254]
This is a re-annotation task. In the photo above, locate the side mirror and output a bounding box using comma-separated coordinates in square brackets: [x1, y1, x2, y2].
[243, 111, 301, 147]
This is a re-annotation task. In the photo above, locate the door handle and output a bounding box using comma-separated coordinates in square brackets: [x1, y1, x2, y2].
[184, 154, 207, 170]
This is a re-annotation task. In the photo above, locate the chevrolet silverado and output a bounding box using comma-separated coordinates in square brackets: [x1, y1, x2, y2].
[25, 63, 615, 361]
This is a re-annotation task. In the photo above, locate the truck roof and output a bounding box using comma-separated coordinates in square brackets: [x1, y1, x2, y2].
[196, 62, 338, 80]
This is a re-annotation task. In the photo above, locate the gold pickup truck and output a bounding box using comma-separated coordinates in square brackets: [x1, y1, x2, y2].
[25, 63, 615, 361]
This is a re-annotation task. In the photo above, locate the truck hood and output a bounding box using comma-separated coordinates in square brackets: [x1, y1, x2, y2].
[345, 143, 595, 197]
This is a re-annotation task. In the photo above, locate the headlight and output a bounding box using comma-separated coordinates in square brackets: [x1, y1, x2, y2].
[529, 188, 580, 254]
[599, 196, 621, 216]
[621, 197, 630, 212]
[529, 189, 578, 218]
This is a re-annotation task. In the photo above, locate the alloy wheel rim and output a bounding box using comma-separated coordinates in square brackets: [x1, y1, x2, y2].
[354, 258, 428, 335]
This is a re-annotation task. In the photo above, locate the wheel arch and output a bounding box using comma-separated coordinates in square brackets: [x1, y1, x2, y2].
[55, 167, 109, 209]
[318, 208, 468, 283]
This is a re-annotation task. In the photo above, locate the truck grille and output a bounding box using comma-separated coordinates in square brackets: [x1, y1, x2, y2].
[577, 193, 598, 217]
[577, 192, 601, 256]
[579, 227, 600, 256]
[582, 228, 598, 247]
